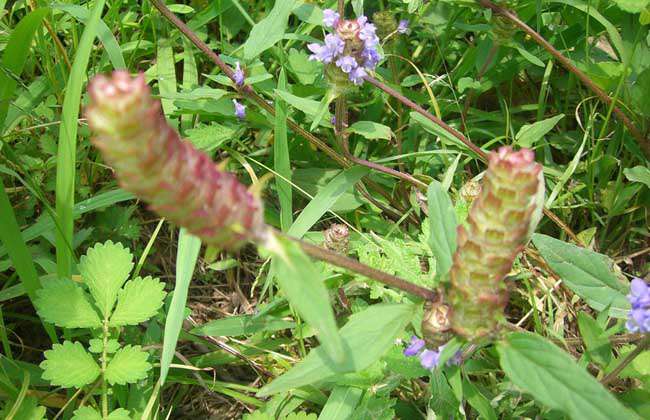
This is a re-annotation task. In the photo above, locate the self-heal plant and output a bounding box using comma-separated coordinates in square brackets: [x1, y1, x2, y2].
[86, 72, 266, 251]
[34, 241, 167, 419]
[307, 10, 381, 86]
[448, 147, 544, 338]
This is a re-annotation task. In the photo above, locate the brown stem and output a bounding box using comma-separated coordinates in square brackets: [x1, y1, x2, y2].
[364, 75, 488, 160]
[277, 231, 437, 301]
[476, 0, 650, 159]
[600, 336, 650, 385]
[149, 0, 422, 211]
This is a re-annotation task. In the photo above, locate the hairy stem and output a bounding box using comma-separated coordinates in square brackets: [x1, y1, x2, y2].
[476, 0, 650, 159]
[600, 336, 650, 386]
[101, 319, 109, 419]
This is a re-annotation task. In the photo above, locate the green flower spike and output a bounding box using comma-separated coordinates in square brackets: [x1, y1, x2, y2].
[86, 71, 267, 250]
[449, 147, 544, 339]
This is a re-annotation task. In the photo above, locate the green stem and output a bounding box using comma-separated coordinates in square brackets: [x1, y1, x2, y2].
[101, 319, 109, 419]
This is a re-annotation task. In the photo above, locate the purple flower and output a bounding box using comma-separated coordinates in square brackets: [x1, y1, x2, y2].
[308, 34, 345, 63]
[397, 19, 410, 34]
[626, 278, 650, 333]
[349, 66, 367, 85]
[330, 116, 336, 125]
[335, 55, 357, 73]
[233, 61, 245, 86]
[419, 349, 440, 370]
[233, 99, 246, 119]
[359, 22, 379, 48]
[447, 350, 463, 366]
[362, 47, 381, 69]
[403, 336, 425, 356]
[322, 9, 340, 28]
[628, 278, 650, 309]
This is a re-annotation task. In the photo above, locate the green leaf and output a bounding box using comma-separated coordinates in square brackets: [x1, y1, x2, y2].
[515, 114, 564, 147]
[88, 338, 120, 354]
[497, 332, 636, 420]
[269, 236, 345, 364]
[243, 0, 297, 60]
[318, 386, 364, 420]
[110, 276, 167, 327]
[532, 234, 629, 317]
[105, 345, 151, 385]
[347, 121, 392, 140]
[78, 240, 134, 318]
[612, 0, 650, 13]
[462, 378, 497, 420]
[185, 123, 235, 152]
[0, 8, 49, 131]
[274, 89, 331, 123]
[1, 396, 46, 420]
[427, 181, 457, 280]
[55, 0, 106, 278]
[624, 166, 650, 188]
[513, 45, 545, 68]
[34, 278, 101, 328]
[41, 341, 100, 388]
[257, 303, 414, 396]
[275, 68, 292, 232]
[191, 314, 295, 336]
[107, 409, 132, 420]
[577, 312, 612, 367]
[288, 166, 369, 238]
[72, 407, 102, 420]
[160, 229, 201, 384]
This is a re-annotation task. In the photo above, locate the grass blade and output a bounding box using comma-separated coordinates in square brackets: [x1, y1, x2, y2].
[159, 229, 201, 384]
[54, 0, 106, 278]
[0, 180, 56, 342]
[274, 68, 292, 231]
[288, 166, 368, 238]
[0, 8, 50, 131]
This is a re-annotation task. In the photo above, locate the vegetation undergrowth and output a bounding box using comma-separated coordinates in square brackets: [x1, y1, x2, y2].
[0, 0, 649, 419]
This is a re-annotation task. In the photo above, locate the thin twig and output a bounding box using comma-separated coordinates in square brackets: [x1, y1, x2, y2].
[600, 336, 650, 385]
[476, 0, 650, 159]
[364, 75, 488, 160]
[278, 231, 437, 301]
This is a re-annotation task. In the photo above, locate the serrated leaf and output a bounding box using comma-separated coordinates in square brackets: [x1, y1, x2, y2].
[105, 345, 151, 385]
[88, 338, 120, 354]
[41, 341, 100, 388]
[110, 276, 166, 327]
[427, 181, 457, 280]
[258, 303, 414, 396]
[107, 409, 132, 420]
[497, 332, 636, 420]
[612, 0, 650, 13]
[78, 241, 134, 318]
[34, 277, 101, 328]
[532, 234, 629, 317]
[72, 407, 102, 420]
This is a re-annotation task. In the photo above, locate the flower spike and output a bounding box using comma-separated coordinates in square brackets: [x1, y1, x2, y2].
[86, 71, 267, 251]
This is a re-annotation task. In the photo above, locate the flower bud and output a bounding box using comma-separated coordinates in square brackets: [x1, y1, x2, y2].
[86, 71, 267, 251]
[449, 147, 544, 339]
[323, 224, 350, 255]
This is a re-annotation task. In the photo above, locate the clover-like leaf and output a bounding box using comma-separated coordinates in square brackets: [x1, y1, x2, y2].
[109, 276, 167, 327]
[105, 345, 151, 385]
[72, 406, 102, 420]
[34, 278, 101, 328]
[107, 409, 132, 420]
[88, 338, 120, 354]
[78, 241, 134, 318]
[40, 341, 100, 388]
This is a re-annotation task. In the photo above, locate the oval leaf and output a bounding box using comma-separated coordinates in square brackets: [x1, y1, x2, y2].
[532, 234, 629, 317]
[497, 332, 636, 420]
[427, 181, 457, 280]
